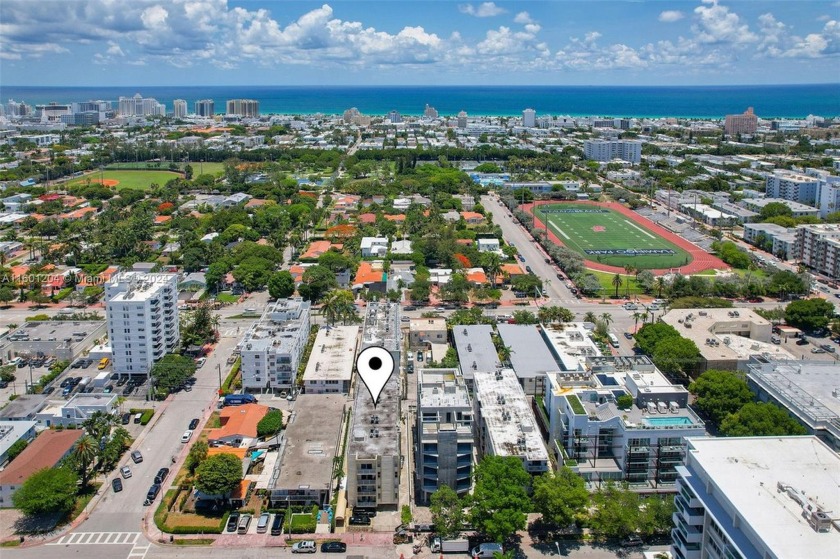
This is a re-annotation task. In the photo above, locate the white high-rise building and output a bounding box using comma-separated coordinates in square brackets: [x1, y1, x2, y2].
[765, 169, 820, 205]
[105, 272, 179, 376]
[583, 139, 642, 164]
[457, 110, 468, 129]
[172, 99, 187, 119]
[118, 94, 165, 117]
[671, 437, 840, 559]
[522, 108, 536, 128]
[195, 99, 215, 117]
[423, 104, 438, 119]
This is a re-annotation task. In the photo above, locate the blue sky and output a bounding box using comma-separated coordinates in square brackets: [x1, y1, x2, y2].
[1, 1, 838, 86]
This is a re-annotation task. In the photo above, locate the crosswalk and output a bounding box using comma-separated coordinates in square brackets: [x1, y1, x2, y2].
[48, 532, 150, 559]
[48, 531, 141, 545]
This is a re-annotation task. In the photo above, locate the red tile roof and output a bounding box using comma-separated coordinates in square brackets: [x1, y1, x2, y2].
[354, 261, 386, 286]
[0, 430, 84, 487]
[358, 213, 376, 224]
[207, 404, 269, 441]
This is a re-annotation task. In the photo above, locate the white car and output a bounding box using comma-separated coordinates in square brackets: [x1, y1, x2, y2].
[181, 430, 193, 443]
[120, 466, 132, 479]
[196, 357, 207, 368]
[291, 540, 316, 553]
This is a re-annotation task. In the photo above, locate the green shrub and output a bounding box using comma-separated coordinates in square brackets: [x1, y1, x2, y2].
[140, 410, 154, 425]
[256, 410, 283, 438]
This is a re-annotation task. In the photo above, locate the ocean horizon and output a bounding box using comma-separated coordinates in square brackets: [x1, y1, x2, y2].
[1, 84, 838, 119]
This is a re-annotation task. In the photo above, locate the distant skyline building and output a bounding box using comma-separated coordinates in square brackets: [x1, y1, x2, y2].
[195, 99, 215, 117]
[117, 93, 165, 117]
[765, 169, 819, 204]
[172, 99, 187, 119]
[423, 104, 438, 119]
[724, 106, 758, 136]
[457, 110, 468, 129]
[387, 110, 402, 124]
[226, 98, 259, 118]
[522, 108, 536, 128]
[343, 107, 360, 123]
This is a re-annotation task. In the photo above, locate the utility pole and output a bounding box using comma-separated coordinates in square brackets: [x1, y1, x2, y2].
[217, 363, 223, 392]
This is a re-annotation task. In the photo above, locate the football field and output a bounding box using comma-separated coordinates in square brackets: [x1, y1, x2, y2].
[534, 203, 692, 270]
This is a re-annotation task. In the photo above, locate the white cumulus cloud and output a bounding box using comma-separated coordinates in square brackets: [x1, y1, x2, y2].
[659, 11, 684, 23]
[459, 2, 506, 18]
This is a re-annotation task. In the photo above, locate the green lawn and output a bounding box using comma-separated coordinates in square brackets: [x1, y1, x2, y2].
[68, 170, 182, 191]
[106, 161, 225, 176]
[534, 204, 692, 270]
[215, 292, 239, 304]
[589, 270, 647, 297]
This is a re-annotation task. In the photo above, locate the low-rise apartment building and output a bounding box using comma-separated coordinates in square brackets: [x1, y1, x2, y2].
[796, 223, 840, 279]
[544, 356, 706, 490]
[415, 368, 473, 503]
[473, 369, 549, 474]
[239, 298, 311, 393]
[346, 302, 401, 510]
[301, 325, 358, 394]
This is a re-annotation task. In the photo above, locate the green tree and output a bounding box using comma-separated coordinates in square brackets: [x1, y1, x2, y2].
[195, 453, 243, 496]
[186, 440, 209, 475]
[256, 409, 283, 438]
[784, 298, 835, 331]
[442, 272, 471, 303]
[481, 252, 503, 288]
[759, 201, 793, 220]
[652, 336, 700, 381]
[410, 278, 431, 303]
[689, 370, 754, 427]
[639, 495, 676, 538]
[70, 434, 98, 489]
[6, 438, 28, 462]
[469, 456, 531, 542]
[532, 468, 589, 527]
[12, 467, 78, 517]
[321, 289, 358, 325]
[719, 402, 807, 437]
[634, 322, 681, 355]
[151, 354, 196, 396]
[268, 270, 296, 299]
[511, 273, 543, 295]
[611, 273, 623, 298]
[430, 485, 464, 539]
[317, 250, 355, 272]
[512, 310, 538, 324]
[0, 287, 14, 306]
[231, 256, 274, 292]
[297, 265, 338, 302]
[589, 482, 642, 539]
[98, 426, 131, 473]
[180, 301, 220, 348]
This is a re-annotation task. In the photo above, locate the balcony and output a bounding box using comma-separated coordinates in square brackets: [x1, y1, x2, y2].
[671, 528, 701, 559]
[674, 504, 704, 527]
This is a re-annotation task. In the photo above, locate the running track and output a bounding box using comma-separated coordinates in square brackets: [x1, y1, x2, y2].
[522, 200, 729, 276]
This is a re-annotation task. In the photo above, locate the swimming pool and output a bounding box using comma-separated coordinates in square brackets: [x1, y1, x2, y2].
[643, 416, 694, 426]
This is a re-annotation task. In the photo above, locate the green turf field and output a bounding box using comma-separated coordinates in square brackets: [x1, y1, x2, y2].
[68, 170, 182, 191]
[534, 204, 692, 270]
[106, 162, 225, 176]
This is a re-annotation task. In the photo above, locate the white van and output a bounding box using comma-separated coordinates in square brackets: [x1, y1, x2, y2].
[181, 430, 193, 443]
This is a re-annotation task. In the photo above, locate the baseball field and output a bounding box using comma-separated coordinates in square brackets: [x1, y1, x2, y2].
[67, 170, 182, 191]
[533, 203, 692, 270]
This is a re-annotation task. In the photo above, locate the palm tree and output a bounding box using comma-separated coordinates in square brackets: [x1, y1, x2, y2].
[498, 345, 513, 365]
[538, 306, 553, 324]
[623, 265, 635, 297]
[72, 435, 98, 489]
[655, 277, 666, 298]
[482, 252, 502, 288]
[600, 312, 613, 328]
[322, 289, 357, 325]
[584, 311, 598, 324]
[612, 273, 623, 298]
[641, 311, 649, 325]
[633, 312, 641, 332]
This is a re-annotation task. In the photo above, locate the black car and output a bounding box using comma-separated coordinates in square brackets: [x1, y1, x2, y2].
[270, 512, 285, 536]
[112, 478, 123, 493]
[621, 535, 644, 548]
[121, 412, 131, 425]
[123, 385, 135, 395]
[353, 507, 376, 517]
[60, 378, 72, 388]
[404, 305, 416, 311]
[144, 484, 161, 505]
[189, 418, 200, 430]
[320, 542, 347, 553]
[154, 467, 170, 485]
[226, 512, 240, 533]
[349, 516, 371, 526]
[116, 376, 129, 386]
[43, 386, 55, 395]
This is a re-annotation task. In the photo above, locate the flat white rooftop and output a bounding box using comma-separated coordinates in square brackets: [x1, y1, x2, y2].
[302, 325, 359, 385]
[473, 369, 548, 465]
[542, 323, 601, 371]
[685, 436, 840, 558]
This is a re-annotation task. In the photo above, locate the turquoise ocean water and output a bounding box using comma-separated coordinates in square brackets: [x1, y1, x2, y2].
[0, 84, 837, 118]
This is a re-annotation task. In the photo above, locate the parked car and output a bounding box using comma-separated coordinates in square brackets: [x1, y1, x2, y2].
[181, 430, 193, 443]
[270, 512, 285, 536]
[226, 512, 240, 533]
[154, 467, 170, 484]
[131, 450, 143, 463]
[256, 512, 271, 534]
[320, 541, 347, 553]
[112, 478, 123, 493]
[621, 535, 644, 547]
[121, 412, 131, 425]
[811, 347, 826, 354]
[237, 514, 252, 534]
[144, 484, 160, 505]
[120, 466, 132, 479]
[291, 540, 317, 553]
[349, 515, 371, 526]
[189, 418, 199, 430]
